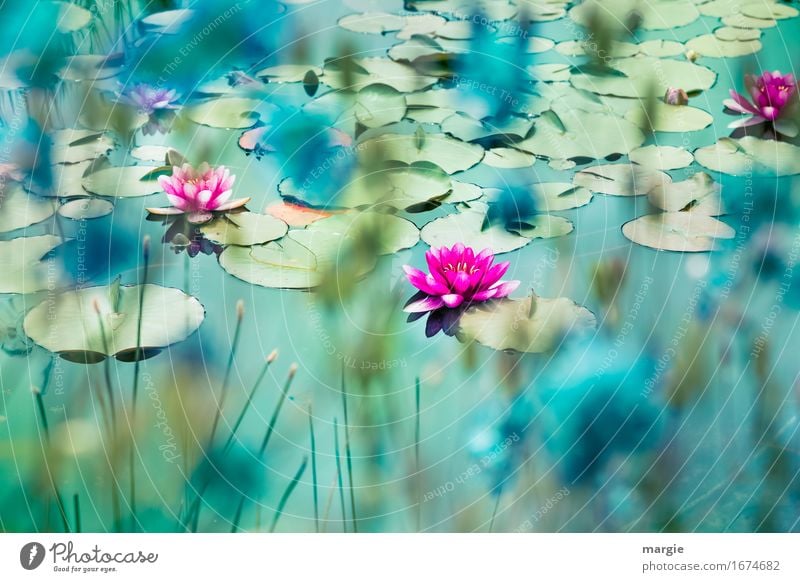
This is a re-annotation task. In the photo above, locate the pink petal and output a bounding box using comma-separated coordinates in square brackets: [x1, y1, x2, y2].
[146, 206, 185, 215]
[166, 193, 189, 210]
[728, 90, 759, 115]
[728, 115, 766, 129]
[214, 197, 251, 211]
[489, 280, 520, 299]
[481, 261, 510, 288]
[441, 294, 464, 308]
[404, 295, 445, 313]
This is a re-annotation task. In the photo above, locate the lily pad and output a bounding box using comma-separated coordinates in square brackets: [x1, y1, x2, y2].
[420, 204, 530, 254]
[622, 213, 735, 252]
[569, 0, 700, 31]
[57, 198, 114, 220]
[685, 34, 762, 58]
[353, 84, 407, 128]
[457, 295, 597, 353]
[513, 215, 574, 240]
[200, 212, 288, 246]
[82, 165, 164, 198]
[322, 57, 437, 93]
[573, 164, 671, 196]
[256, 65, 323, 83]
[23, 282, 205, 363]
[338, 12, 405, 34]
[625, 102, 714, 133]
[184, 98, 263, 129]
[483, 148, 537, 168]
[629, 145, 694, 170]
[0, 184, 56, 233]
[0, 235, 63, 294]
[358, 132, 484, 174]
[51, 129, 114, 164]
[694, 137, 800, 176]
[647, 173, 723, 215]
[532, 183, 594, 211]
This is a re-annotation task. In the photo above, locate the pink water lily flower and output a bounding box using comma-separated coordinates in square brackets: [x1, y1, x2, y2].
[403, 244, 520, 313]
[725, 71, 798, 136]
[147, 163, 250, 224]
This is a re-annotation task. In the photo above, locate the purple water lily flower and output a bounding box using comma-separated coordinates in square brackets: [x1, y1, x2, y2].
[403, 244, 520, 313]
[725, 71, 798, 136]
[120, 83, 180, 115]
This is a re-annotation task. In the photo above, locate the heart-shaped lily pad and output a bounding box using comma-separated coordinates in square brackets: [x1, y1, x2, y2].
[420, 204, 530, 254]
[0, 235, 63, 294]
[359, 132, 484, 174]
[0, 183, 56, 233]
[622, 212, 735, 252]
[184, 98, 264, 129]
[695, 137, 800, 176]
[648, 173, 723, 215]
[23, 281, 205, 363]
[456, 295, 597, 353]
[625, 102, 714, 133]
[82, 165, 164, 197]
[629, 145, 694, 170]
[573, 164, 671, 196]
[200, 212, 288, 246]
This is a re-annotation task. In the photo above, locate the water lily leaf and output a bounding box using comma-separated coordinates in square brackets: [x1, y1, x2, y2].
[497, 35, 555, 54]
[639, 40, 686, 57]
[0, 235, 63, 294]
[323, 57, 437, 93]
[721, 14, 776, 28]
[130, 145, 172, 163]
[513, 215, 574, 239]
[220, 237, 322, 289]
[622, 213, 735, 252]
[685, 34, 762, 58]
[556, 40, 639, 58]
[359, 132, 484, 174]
[200, 212, 288, 246]
[483, 148, 537, 168]
[354, 84, 407, 128]
[573, 164, 671, 196]
[441, 112, 534, 142]
[625, 101, 714, 133]
[49, 1, 92, 32]
[570, 0, 700, 31]
[516, 106, 645, 160]
[629, 145, 694, 170]
[741, 2, 798, 20]
[420, 204, 530, 254]
[714, 26, 761, 42]
[647, 172, 723, 215]
[443, 180, 484, 204]
[82, 165, 163, 197]
[50, 129, 114, 164]
[338, 12, 406, 34]
[58, 198, 114, 220]
[139, 9, 194, 33]
[571, 57, 716, 98]
[456, 295, 597, 353]
[58, 55, 122, 82]
[265, 202, 332, 226]
[184, 98, 263, 129]
[256, 64, 323, 83]
[0, 184, 56, 233]
[345, 164, 453, 210]
[531, 182, 594, 211]
[529, 63, 572, 82]
[405, 0, 518, 21]
[23, 283, 205, 362]
[396, 14, 447, 39]
[694, 137, 800, 176]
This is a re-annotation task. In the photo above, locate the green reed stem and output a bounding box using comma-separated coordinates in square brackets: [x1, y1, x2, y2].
[231, 496, 247, 533]
[34, 389, 70, 532]
[333, 417, 347, 532]
[341, 370, 358, 533]
[73, 493, 81, 533]
[415, 377, 421, 532]
[269, 457, 308, 533]
[258, 364, 297, 456]
[308, 405, 319, 533]
[208, 300, 246, 444]
[223, 350, 278, 452]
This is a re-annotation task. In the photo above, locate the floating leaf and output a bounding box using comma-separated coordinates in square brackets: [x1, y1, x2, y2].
[49, 1, 92, 32]
[82, 165, 164, 197]
[420, 204, 530, 254]
[570, 0, 700, 31]
[353, 84, 407, 128]
[531, 183, 593, 211]
[184, 98, 263, 129]
[573, 164, 670, 196]
[50, 129, 114, 164]
[694, 137, 800, 176]
[256, 64, 322, 83]
[23, 283, 205, 362]
[625, 102, 714, 133]
[0, 184, 55, 233]
[483, 148, 536, 168]
[456, 295, 597, 353]
[622, 213, 735, 252]
[513, 215, 574, 239]
[200, 212, 288, 246]
[265, 202, 332, 226]
[323, 57, 437, 93]
[359, 132, 484, 174]
[338, 12, 405, 34]
[685, 34, 762, 58]
[647, 173, 723, 215]
[0, 235, 63, 294]
[57, 198, 114, 220]
[629, 145, 694, 170]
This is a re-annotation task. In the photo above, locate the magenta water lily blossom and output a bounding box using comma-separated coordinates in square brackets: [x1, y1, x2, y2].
[725, 71, 799, 136]
[120, 83, 180, 115]
[147, 163, 250, 224]
[403, 244, 520, 313]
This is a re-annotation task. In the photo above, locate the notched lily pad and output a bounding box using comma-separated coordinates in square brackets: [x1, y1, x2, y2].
[200, 212, 288, 246]
[0, 183, 56, 233]
[359, 132, 484, 174]
[82, 165, 164, 197]
[573, 164, 670, 196]
[184, 98, 264, 129]
[0, 235, 63, 294]
[622, 213, 735, 252]
[456, 295, 597, 353]
[420, 204, 531, 254]
[23, 281, 205, 363]
[695, 137, 800, 176]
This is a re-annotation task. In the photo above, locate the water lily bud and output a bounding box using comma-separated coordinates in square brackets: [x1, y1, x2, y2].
[142, 234, 151, 258]
[664, 87, 689, 106]
[267, 349, 279, 363]
[236, 299, 245, 320]
[288, 363, 298, 378]
[685, 49, 699, 63]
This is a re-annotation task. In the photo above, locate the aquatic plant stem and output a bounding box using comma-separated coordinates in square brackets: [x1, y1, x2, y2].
[333, 417, 347, 533]
[415, 377, 421, 532]
[222, 350, 278, 452]
[269, 457, 308, 533]
[308, 404, 319, 533]
[129, 235, 150, 531]
[258, 364, 297, 455]
[73, 493, 81, 533]
[341, 369, 358, 533]
[34, 389, 70, 532]
[208, 300, 246, 444]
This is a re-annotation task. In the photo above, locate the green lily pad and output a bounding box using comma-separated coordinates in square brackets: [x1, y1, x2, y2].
[338, 12, 405, 34]
[647, 172, 723, 215]
[50, 1, 92, 32]
[622, 213, 735, 252]
[694, 137, 800, 176]
[184, 98, 263, 129]
[457, 295, 597, 353]
[353, 84, 407, 128]
[58, 198, 114, 220]
[200, 212, 288, 246]
[0, 184, 56, 233]
[483, 148, 537, 168]
[359, 132, 484, 174]
[420, 204, 530, 254]
[513, 215, 574, 240]
[51, 129, 114, 164]
[629, 145, 694, 170]
[0, 235, 63, 294]
[256, 65, 323, 83]
[532, 183, 594, 211]
[323, 57, 437, 93]
[625, 102, 714, 133]
[82, 165, 164, 198]
[23, 281, 205, 363]
[570, 0, 700, 31]
[685, 34, 762, 58]
[573, 164, 671, 196]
